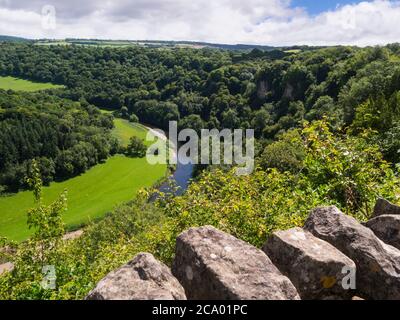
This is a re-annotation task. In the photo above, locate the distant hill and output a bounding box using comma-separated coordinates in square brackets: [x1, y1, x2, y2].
[0, 35, 31, 43]
[168, 41, 277, 51]
[2, 36, 328, 52]
[60, 38, 277, 51]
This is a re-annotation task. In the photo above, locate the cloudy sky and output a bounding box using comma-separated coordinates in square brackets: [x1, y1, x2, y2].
[0, 0, 399, 46]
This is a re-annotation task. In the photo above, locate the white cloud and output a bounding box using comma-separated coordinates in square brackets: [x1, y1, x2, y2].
[0, 0, 399, 46]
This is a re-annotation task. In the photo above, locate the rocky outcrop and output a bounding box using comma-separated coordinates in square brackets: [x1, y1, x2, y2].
[172, 226, 300, 300]
[373, 198, 400, 217]
[257, 80, 269, 99]
[304, 206, 400, 300]
[0, 262, 14, 275]
[365, 215, 400, 250]
[283, 84, 294, 99]
[87, 199, 400, 301]
[263, 227, 356, 300]
[86, 253, 186, 300]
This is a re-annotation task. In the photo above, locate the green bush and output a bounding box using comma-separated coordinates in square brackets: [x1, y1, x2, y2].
[125, 136, 147, 158]
[129, 114, 139, 123]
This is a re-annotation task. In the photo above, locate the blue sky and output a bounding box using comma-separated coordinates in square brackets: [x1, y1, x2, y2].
[292, 0, 367, 14]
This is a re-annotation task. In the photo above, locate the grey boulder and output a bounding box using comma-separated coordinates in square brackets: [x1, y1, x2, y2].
[86, 253, 186, 300]
[365, 215, 400, 250]
[304, 206, 400, 300]
[172, 225, 300, 300]
[263, 227, 356, 300]
[373, 198, 400, 218]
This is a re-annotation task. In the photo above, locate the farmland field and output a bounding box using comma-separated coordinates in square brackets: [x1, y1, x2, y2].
[0, 76, 64, 91]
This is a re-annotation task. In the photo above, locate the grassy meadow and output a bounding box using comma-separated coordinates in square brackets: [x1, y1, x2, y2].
[0, 76, 64, 91]
[112, 119, 149, 146]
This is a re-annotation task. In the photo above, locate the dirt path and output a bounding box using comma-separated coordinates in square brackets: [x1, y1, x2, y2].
[145, 125, 168, 142]
[143, 125, 177, 159]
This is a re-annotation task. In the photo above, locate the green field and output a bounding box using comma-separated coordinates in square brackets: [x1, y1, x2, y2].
[113, 119, 149, 146]
[0, 76, 64, 91]
[35, 40, 135, 48]
[284, 49, 302, 54]
[100, 110, 151, 146]
[0, 118, 167, 242]
[35, 41, 70, 46]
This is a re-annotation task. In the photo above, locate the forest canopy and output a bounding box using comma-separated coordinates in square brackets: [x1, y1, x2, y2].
[2, 43, 400, 189]
[0, 89, 117, 192]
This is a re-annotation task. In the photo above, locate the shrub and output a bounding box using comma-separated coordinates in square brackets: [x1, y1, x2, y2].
[125, 137, 147, 158]
[129, 114, 139, 123]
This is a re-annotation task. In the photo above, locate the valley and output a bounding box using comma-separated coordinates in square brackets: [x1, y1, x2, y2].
[0, 109, 168, 241]
[1, 38, 400, 301]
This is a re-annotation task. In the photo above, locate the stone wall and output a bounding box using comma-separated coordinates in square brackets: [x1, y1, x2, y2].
[87, 199, 400, 300]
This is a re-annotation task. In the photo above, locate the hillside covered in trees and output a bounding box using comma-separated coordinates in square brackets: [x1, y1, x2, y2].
[1, 42, 400, 299]
[0, 90, 117, 193]
[2, 43, 400, 158]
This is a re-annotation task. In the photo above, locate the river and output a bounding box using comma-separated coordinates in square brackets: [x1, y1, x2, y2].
[157, 160, 194, 196]
[143, 125, 194, 197]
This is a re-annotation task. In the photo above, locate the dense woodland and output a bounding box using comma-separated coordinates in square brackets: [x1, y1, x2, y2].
[2, 43, 400, 156]
[0, 90, 117, 192]
[1, 42, 400, 299]
[2, 43, 400, 190]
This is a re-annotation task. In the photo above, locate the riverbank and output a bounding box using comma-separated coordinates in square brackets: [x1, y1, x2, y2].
[0, 112, 194, 242]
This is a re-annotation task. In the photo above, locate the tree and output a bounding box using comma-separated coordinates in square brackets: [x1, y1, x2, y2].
[120, 106, 129, 119]
[178, 115, 204, 133]
[35, 157, 56, 186]
[251, 108, 272, 137]
[306, 96, 340, 123]
[129, 114, 139, 123]
[26, 160, 67, 263]
[302, 120, 398, 217]
[382, 121, 400, 163]
[0, 90, 116, 191]
[221, 109, 240, 128]
[260, 130, 305, 173]
[126, 136, 147, 158]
